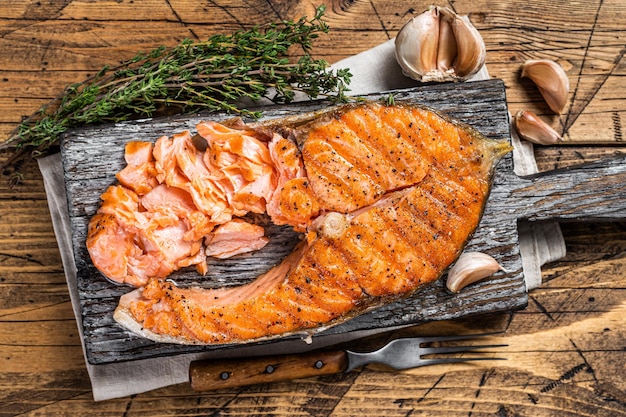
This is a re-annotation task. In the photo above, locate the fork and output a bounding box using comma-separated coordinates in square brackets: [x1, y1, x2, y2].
[189, 332, 507, 391]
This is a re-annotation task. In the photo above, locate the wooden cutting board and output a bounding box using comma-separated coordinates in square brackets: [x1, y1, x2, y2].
[60, 79, 626, 365]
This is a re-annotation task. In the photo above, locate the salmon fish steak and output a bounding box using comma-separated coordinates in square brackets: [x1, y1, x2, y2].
[86, 101, 511, 345]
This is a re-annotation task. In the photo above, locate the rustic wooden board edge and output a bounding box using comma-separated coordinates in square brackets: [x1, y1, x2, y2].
[60, 79, 528, 365]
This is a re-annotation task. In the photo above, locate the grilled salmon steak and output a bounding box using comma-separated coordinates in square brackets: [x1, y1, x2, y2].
[103, 101, 511, 345]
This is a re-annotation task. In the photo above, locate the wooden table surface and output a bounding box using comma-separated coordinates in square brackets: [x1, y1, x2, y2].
[1, 1, 625, 416]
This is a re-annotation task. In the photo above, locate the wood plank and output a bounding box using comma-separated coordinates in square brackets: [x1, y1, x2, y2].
[0, 299, 74, 321]
[0, 371, 92, 417]
[493, 156, 626, 222]
[0, 345, 86, 373]
[2, 0, 173, 20]
[0, 319, 81, 346]
[0, 283, 70, 316]
[0, 71, 91, 100]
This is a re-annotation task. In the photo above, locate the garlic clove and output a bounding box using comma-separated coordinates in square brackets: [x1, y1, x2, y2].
[521, 59, 570, 114]
[446, 252, 504, 293]
[439, 7, 486, 78]
[395, 6, 440, 80]
[395, 6, 485, 82]
[513, 109, 562, 145]
[436, 17, 457, 71]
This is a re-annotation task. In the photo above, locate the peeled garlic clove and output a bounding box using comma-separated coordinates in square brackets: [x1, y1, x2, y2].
[521, 59, 570, 114]
[446, 252, 503, 293]
[395, 6, 486, 82]
[514, 110, 562, 145]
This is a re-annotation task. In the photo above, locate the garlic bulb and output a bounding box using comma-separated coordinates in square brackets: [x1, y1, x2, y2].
[395, 6, 486, 82]
[446, 252, 504, 293]
[521, 59, 570, 114]
[513, 110, 562, 145]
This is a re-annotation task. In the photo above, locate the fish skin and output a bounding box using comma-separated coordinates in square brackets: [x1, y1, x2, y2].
[113, 101, 511, 345]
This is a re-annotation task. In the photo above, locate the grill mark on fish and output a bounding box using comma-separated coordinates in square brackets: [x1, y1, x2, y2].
[302, 105, 430, 214]
[282, 285, 326, 323]
[217, 305, 258, 340]
[369, 201, 445, 293]
[327, 139, 395, 196]
[264, 294, 301, 331]
[354, 211, 414, 295]
[372, 211, 435, 281]
[335, 108, 425, 186]
[322, 122, 392, 185]
[330, 208, 408, 296]
[294, 258, 357, 313]
[400, 208, 452, 271]
[331, 230, 386, 293]
[376, 198, 442, 276]
[364, 111, 423, 180]
[404, 190, 464, 247]
[302, 140, 383, 212]
[427, 172, 479, 215]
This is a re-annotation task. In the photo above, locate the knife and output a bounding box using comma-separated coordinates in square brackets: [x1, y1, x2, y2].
[189, 333, 506, 391]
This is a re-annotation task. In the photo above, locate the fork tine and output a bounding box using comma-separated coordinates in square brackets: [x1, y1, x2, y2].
[418, 331, 505, 343]
[420, 343, 508, 356]
[416, 357, 507, 367]
[414, 333, 507, 367]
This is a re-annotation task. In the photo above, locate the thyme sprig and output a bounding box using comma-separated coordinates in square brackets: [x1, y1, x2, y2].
[0, 6, 351, 180]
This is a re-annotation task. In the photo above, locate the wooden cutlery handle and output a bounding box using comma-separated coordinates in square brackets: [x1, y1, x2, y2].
[189, 350, 348, 391]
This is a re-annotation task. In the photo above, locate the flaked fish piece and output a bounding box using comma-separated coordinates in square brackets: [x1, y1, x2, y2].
[266, 133, 318, 231]
[87, 184, 210, 287]
[113, 101, 511, 344]
[87, 124, 278, 286]
[205, 219, 269, 259]
[197, 120, 276, 216]
[116, 141, 158, 195]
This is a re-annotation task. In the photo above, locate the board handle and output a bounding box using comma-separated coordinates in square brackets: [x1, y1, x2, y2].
[499, 155, 626, 222]
[189, 350, 348, 391]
